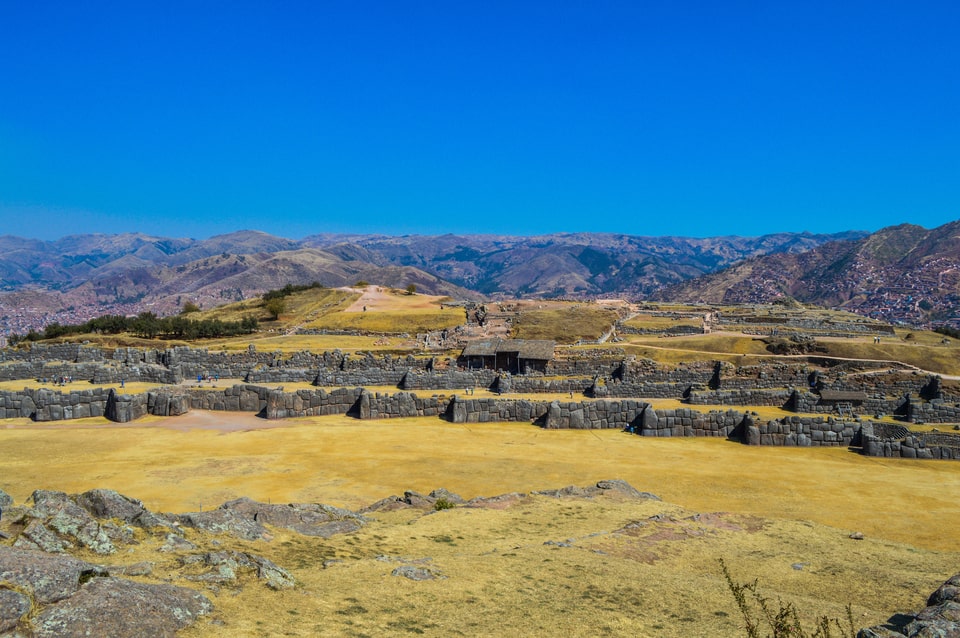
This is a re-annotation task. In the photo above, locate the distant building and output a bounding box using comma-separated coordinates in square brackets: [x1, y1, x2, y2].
[459, 338, 555, 374]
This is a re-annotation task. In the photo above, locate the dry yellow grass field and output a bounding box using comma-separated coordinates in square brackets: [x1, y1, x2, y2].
[3, 413, 960, 636]
[4, 413, 959, 636]
[4, 415, 956, 550]
[512, 305, 620, 343]
[621, 313, 703, 331]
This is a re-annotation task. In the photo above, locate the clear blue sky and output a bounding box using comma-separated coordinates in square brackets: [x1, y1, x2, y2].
[1, 1, 957, 241]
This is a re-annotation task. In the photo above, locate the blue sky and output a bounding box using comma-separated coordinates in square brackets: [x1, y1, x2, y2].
[1, 1, 957, 241]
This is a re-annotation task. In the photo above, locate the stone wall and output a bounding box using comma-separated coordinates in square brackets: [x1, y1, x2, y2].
[687, 388, 793, 407]
[907, 399, 960, 424]
[6, 379, 960, 461]
[541, 400, 647, 430]
[639, 408, 746, 438]
[0, 343, 106, 363]
[445, 397, 550, 424]
[862, 432, 960, 460]
[745, 415, 861, 447]
[0, 388, 112, 421]
[397, 370, 497, 391]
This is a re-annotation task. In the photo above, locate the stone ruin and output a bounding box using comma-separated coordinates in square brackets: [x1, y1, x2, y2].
[1, 343, 958, 461]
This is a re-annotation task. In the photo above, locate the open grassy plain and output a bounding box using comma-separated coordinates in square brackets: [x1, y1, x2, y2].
[6, 299, 960, 635]
[2, 413, 959, 636]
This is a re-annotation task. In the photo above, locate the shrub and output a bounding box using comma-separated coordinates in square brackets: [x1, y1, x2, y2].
[720, 559, 855, 638]
[434, 498, 456, 511]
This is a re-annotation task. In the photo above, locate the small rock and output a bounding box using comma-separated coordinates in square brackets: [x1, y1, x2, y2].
[0, 588, 32, 633]
[160, 533, 197, 553]
[392, 565, 441, 581]
[849, 532, 865, 540]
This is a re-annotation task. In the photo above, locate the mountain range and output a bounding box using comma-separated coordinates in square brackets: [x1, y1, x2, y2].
[0, 222, 957, 334]
[654, 221, 960, 327]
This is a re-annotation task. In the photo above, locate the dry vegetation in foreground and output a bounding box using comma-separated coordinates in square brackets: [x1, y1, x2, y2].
[3, 415, 958, 636]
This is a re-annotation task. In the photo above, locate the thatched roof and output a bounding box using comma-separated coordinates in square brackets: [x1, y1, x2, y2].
[460, 338, 556, 361]
[460, 339, 503, 357]
[819, 390, 868, 402]
[512, 340, 557, 361]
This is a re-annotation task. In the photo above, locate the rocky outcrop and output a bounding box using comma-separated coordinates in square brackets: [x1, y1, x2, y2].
[0, 488, 373, 636]
[0, 546, 211, 637]
[533, 479, 661, 501]
[211, 497, 366, 538]
[859, 572, 960, 637]
[180, 550, 294, 590]
[30, 577, 212, 638]
[171, 497, 366, 540]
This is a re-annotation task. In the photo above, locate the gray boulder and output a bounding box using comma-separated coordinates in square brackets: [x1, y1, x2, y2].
[216, 497, 365, 538]
[181, 550, 295, 590]
[392, 565, 441, 581]
[0, 545, 101, 605]
[27, 490, 115, 555]
[0, 588, 31, 633]
[859, 572, 960, 637]
[31, 577, 211, 638]
[595, 479, 662, 501]
[534, 480, 660, 501]
[0, 488, 13, 509]
[175, 508, 269, 541]
[75, 488, 174, 530]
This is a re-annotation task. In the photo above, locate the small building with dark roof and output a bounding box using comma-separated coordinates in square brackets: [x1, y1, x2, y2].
[459, 338, 556, 374]
[818, 390, 868, 404]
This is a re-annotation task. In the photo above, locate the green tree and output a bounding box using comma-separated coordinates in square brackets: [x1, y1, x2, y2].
[406, 283, 417, 295]
[181, 301, 201, 314]
[264, 297, 286, 320]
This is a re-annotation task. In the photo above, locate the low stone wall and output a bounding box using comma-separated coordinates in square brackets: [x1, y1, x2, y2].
[0, 388, 113, 421]
[314, 369, 407, 388]
[639, 408, 746, 438]
[6, 380, 960, 461]
[446, 397, 550, 424]
[908, 400, 960, 424]
[0, 343, 106, 363]
[687, 388, 792, 407]
[746, 416, 861, 447]
[244, 368, 317, 384]
[862, 432, 960, 460]
[265, 387, 363, 419]
[186, 384, 272, 413]
[398, 370, 498, 391]
[541, 400, 647, 430]
[264, 388, 450, 420]
[510, 376, 592, 395]
[359, 391, 449, 420]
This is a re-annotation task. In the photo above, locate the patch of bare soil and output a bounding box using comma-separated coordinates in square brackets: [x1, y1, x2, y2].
[340, 285, 445, 313]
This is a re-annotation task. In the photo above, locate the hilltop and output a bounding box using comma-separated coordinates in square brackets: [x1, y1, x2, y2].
[655, 221, 960, 328]
[0, 229, 862, 336]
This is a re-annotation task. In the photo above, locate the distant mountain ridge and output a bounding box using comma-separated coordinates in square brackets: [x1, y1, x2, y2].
[654, 220, 960, 327]
[1, 225, 926, 335]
